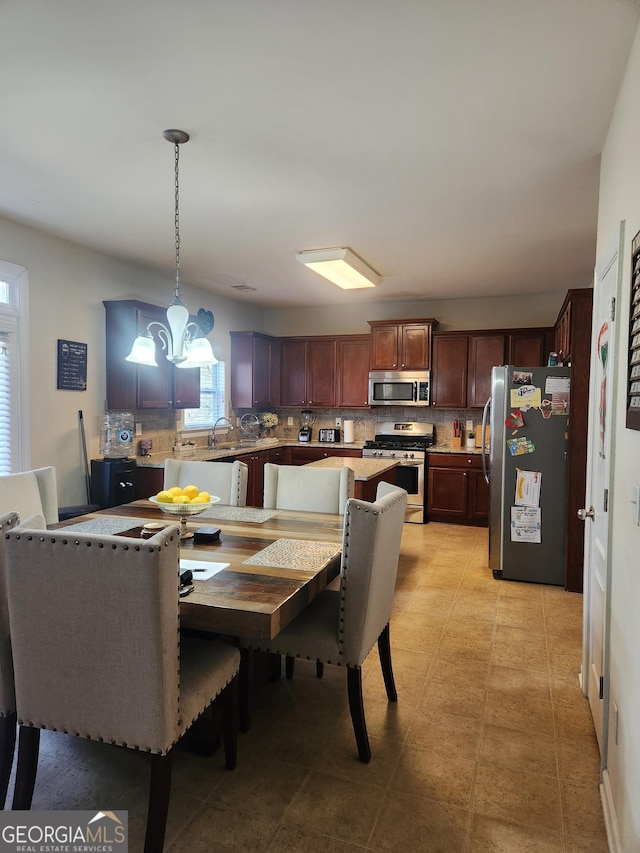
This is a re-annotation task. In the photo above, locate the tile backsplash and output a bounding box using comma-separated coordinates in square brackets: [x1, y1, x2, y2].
[126, 406, 484, 455]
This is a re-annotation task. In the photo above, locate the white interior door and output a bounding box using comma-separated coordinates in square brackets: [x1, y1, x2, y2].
[582, 225, 622, 753]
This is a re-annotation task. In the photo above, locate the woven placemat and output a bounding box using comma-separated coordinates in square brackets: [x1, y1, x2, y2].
[243, 539, 341, 570]
[198, 506, 279, 523]
[59, 517, 153, 536]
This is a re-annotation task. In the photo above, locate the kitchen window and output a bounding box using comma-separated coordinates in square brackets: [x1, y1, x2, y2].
[181, 361, 226, 430]
[0, 260, 28, 474]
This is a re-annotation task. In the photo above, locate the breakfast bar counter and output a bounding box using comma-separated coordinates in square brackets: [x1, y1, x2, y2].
[303, 456, 399, 502]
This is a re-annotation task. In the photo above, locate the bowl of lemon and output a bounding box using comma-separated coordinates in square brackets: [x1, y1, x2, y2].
[149, 486, 220, 539]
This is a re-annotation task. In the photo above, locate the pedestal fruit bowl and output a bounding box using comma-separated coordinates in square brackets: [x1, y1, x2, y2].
[149, 489, 220, 539]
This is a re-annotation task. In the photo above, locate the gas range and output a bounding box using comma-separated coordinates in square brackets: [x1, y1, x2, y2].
[362, 423, 434, 523]
[363, 421, 435, 459]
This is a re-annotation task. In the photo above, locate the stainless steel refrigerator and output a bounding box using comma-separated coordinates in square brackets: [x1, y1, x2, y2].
[481, 365, 570, 585]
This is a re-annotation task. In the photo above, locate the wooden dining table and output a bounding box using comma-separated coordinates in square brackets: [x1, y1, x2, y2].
[55, 499, 344, 641]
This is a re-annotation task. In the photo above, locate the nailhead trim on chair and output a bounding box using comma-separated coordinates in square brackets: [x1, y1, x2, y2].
[10, 528, 238, 755]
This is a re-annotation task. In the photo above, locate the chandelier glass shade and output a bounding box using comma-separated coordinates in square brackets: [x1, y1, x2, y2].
[126, 130, 216, 369]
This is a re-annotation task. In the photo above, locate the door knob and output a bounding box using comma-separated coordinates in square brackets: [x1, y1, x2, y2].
[577, 506, 595, 521]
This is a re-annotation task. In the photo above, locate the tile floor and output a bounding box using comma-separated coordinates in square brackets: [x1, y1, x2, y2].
[7, 522, 607, 852]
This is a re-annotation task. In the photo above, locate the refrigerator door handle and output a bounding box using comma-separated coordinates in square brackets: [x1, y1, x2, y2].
[481, 396, 491, 484]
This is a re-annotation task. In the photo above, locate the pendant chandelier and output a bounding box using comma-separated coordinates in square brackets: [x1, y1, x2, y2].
[126, 129, 216, 369]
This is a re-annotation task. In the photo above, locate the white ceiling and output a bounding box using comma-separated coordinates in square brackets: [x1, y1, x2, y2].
[2, 0, 639, 308]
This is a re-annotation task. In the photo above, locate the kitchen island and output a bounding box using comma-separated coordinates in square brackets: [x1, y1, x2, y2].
[303, 456, 398, 502]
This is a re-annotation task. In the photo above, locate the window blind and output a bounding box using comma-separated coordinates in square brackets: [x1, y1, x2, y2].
[0, 330, 12, 474]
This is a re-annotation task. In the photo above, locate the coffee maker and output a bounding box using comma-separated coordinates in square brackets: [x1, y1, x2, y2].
[298, 409, 315, 442]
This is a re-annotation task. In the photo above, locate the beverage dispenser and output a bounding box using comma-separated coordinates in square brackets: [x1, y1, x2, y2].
[91, 411, 137, 508]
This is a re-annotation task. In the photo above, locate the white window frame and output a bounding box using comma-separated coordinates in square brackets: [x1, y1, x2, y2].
[179, 360, 227, 433]
[0, 259, 29, 474]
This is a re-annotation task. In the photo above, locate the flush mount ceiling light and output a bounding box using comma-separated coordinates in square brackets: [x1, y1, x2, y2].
[126, 129, 216, 369]
[295, 247, 381, 290]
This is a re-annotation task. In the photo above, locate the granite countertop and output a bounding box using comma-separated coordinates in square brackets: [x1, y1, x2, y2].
[302, 456, 399, 480]
[135, 438, 366, 468]
[428, 445, 484, 455]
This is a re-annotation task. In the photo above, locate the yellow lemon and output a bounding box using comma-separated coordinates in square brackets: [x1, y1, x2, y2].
[182, 484, 199, 499]
[198, 491, 210, 502]
[167, 486, 184, 497]
[191, 495, 208, 504]
[172, 494, 191, 504]
[156, 490, 173, 503]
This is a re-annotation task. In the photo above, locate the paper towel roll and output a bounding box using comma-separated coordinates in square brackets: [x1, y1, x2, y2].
[343, 420, 355, 443]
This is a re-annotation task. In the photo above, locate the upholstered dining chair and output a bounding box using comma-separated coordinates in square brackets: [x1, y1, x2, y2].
[164, 458, 248, 506]
[0, 511, 19, 809]
[4, 525, 240, 853]
[243, 483, 407, 763]
[262, 462, 355, 514]
[0, 467, 59, 529]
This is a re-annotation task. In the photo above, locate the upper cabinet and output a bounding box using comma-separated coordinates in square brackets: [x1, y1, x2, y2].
[337, 335, 371, 408]
[431, 327, 553, 408]
[467, 333, 506, 408]
[554, 290, 592, 366]
[431, 334, 469, 408]
[508, 328, 554, 367]
[280, 337, 337, 407]
[368, 319, 438, 371]
[104, 300, 201, 411]
[230, 331, 279, 409]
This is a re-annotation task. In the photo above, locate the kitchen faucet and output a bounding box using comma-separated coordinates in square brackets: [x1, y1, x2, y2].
[210, 417, 234, 447]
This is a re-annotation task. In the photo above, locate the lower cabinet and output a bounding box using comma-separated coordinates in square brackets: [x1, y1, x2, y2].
[135, 466, 163, 500]
[268, 447, 291, 465]
[288, 447, 362, 466]
[242, 450, 270, 507]
[427, 453, 488, 526]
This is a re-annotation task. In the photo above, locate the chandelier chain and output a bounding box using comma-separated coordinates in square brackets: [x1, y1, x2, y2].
[174, 141, 181, 300]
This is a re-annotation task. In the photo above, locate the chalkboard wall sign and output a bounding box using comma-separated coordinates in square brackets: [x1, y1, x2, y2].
[57, 339, 88, 391]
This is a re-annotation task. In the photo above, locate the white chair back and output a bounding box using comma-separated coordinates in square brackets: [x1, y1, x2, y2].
[164, 459, 248, 506]
[5, 526, 183, 753]
[0, 467, 58, 528]
[263, 463, 354, 514]
[340, 486, 407, 665]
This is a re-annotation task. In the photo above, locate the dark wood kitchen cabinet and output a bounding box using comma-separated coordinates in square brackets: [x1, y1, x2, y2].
[368, 319, 437, 371]
[432, 328, 553, 409]
[427, 453, 488, 525]
[230, 331, 279, 409]
[467, 333, 505, 408]
[431, 334, 469, 408]
[337, 335, 371, 407]
[279, 337, 337, 407]
[104, 300, 200, 410]
[288, 447, 361, 466]
[508, 328, 554, 367]
[554, 288, 593, 592]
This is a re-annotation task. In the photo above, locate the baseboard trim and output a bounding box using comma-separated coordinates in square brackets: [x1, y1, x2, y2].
[601, 769, 622, 853]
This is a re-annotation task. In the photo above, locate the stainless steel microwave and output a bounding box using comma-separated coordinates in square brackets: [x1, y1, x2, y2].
[368, 371, 430, 407]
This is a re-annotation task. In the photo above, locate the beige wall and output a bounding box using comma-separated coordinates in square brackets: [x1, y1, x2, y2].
[0, 215, 264, 506]
[263, 291, 570, 337]
[594, 19, 640, 851]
